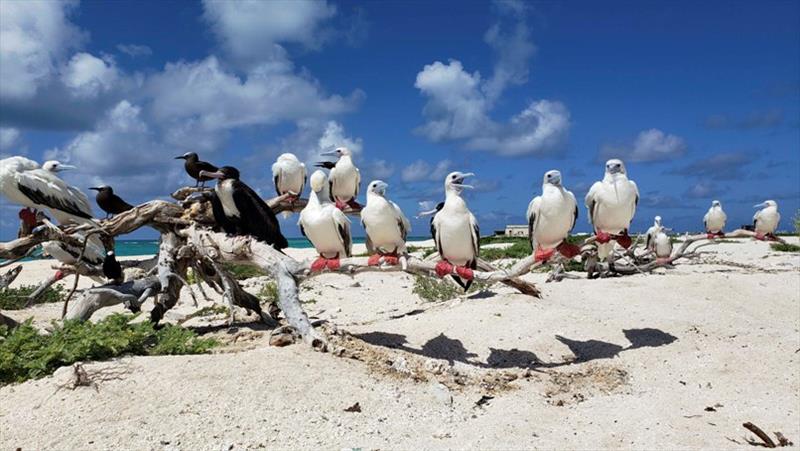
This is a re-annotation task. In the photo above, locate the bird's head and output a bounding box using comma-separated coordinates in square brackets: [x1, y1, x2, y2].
[444, 171, 475, 193]
[604, 159, 626, 176]
[711, 200, 721, 207]
[200, 166, 240, 181]
[320, 147, 351, 158]
[654, 216, 662, 227]
[174, 152, 197, 161]
[367, 180, 388, 196]
[309, 170, 327, 193]
[754, 200, 777, 209]
[543, 170, 562, 186]
[42, 160, 76, 173]
[277, 153, 299, 162]
[106, 250, 114, 257]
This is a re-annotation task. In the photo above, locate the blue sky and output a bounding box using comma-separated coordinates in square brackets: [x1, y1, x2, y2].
[1, 0, 798, 240]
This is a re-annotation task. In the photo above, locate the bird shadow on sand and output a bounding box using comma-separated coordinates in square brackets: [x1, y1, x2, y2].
[354, 327, 678, 370]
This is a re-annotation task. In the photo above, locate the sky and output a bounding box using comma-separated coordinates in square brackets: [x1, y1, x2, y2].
[1, 0, 798, 241]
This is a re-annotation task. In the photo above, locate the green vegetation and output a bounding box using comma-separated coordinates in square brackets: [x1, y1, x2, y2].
[412, 275, 485, 302]
[480, 240, 531, 260]
[0, 285, 65, 310]
[406, 245, 437, 258]
[0, 314, 217, 384]
[771, 242, 800, 253]
[182, 304, 230, 322]
[257, 281, 278, 304]
[222, 262, 267, 280]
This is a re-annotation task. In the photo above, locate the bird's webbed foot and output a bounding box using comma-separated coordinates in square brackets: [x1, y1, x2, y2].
[434, 260, 454, 278]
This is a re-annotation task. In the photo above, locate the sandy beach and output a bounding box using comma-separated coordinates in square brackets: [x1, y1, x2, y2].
[1, 237, 798, 449]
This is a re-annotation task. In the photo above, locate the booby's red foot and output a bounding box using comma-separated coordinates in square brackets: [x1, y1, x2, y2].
[18, 208, 37, 227]
[755, 232, 766, 241]
[706, 233, 716, 240]
[766, 233, 779, 242]
[556, 242, 581, 259]
[311, 257, 328, 272]
[54, 270, 65, 281]
[455, 266, 474, 280]
[367, 254, 382, 266]
[326, 259, 341, 270]
[334, 199, 347, 210]
[595, 231, 612, 244]
[534, 247, 556, 262]
[707, 231, 725, 239]
[435, 260, 453, 278]
[615, 233, 632, 249]
[382, 255, 399, 266]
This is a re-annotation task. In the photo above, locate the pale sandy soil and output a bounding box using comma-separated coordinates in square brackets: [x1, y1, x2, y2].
[1, 237, 799, 450]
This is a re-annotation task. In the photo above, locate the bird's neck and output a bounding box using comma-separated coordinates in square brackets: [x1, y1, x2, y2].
[604, 173, 626, 183]
[444, 191, 466, 209]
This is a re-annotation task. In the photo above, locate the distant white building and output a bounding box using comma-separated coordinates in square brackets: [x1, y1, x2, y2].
[503, 224, 528, 237]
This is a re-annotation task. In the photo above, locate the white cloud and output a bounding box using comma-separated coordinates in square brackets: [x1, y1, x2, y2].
[0, 127, 21, 151]
[202, 0, 336, 63]
[364, 159, 395, 180]
[116, 44, 152, 57]
[600, 128, 686, 163]
[401, 159, 452, 183]
[0, 0, 85, 100]
[61, 52, 120, 98]
[414, 3, 569, 156]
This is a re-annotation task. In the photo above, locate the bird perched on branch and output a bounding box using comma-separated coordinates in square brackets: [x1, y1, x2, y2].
[526, 170, 579, 263]
[316, 147, 361, 210]
[431, 172, 479, 291]
[361, 180, 410, 266]
[299, 170, 352, 271]
[585, 159, 639, 259]
[175, 152, 218, 188]
[200, 166, 288, 249]
[103, 250, 124, 284]
[271, 153, 306, 217]
[645, 216, 672, 262]
[753, 200, 780, 241]
[90, 185, 134, 218]
[703, 200, 727, 238]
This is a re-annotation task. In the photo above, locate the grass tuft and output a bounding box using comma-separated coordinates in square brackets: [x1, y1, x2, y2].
[222, 263, 268, 280]
[480, 240, 531, 260]
[412, 275, 485, 302]
[771, 242, 800, 253]
[0, 314, 217, 384]
[257, 282, 279, 304]
[0, 285, 65, 310]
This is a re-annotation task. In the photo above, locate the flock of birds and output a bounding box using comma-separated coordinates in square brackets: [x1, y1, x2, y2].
[0, 151, 784, 290]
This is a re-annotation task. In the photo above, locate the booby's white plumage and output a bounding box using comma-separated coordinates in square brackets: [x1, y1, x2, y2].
[431, 172, 479, 288]
[0, 157, 94, 225]
[361, 180, 410, 254]
[645, 216, 662, 252]
[271, 153, 306, 198]
[703, 200, 727, 234]
[585, 159, 639, 258]
[322, 147, 360, 206]
[645, 216, 672, 258]
[753, 200, 780, 235]
[526, 170, 577, 251]
[298, 170, 352, 258]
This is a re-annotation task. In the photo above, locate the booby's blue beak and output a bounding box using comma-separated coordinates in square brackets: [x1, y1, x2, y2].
[58, 164, 77, 171]
[320, 150, 339, 157]
[753, 202, 767, 209]
[454, 172, 475, 189]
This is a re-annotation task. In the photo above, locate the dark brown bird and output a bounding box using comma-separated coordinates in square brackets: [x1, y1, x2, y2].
[175, 152, 218, 187]
[89, 186, 133, 219]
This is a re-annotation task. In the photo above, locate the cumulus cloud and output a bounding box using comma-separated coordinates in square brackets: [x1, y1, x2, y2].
[61, 53, 120, 98]
[116, 44, 152, 58]
[684, 181, 718, 199]
[0, 0, 85, 100]
[0, 127, 21, 151]
[401, 159, 453, 183]
[202, 0, 337, 64]
[414, 3, 569, 156]
[600, 128, 687, 163]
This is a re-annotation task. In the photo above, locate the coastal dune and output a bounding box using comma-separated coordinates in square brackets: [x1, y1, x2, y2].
[1, 237, 798, 449]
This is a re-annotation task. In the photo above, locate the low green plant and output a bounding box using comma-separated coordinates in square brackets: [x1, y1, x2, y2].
[184, 304, 229, 321]
[0, 285, 65, 310]
[222, 263, 267, 280]
[771, 242, 800, 253]
[406, 245, 437, 258]
[258, 282, 278, 304]
[0, 314, 217, 384]
[412, 275, 485, 302]
[480, 240, 531, 260]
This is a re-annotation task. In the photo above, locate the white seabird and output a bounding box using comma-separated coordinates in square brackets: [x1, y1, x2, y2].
[526, 170, 579, 262]
[585, 159, 639, 259]
[361, 180, 411, 265]
[271, 153, 306, 218]
[645, 216, 672, 260]
[753, 200, 780, 240]
[703, 200, 727, 237]
[431, 172, 479, 291]
[317, 147, 361, 210]
[298, 170, 352, 271]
